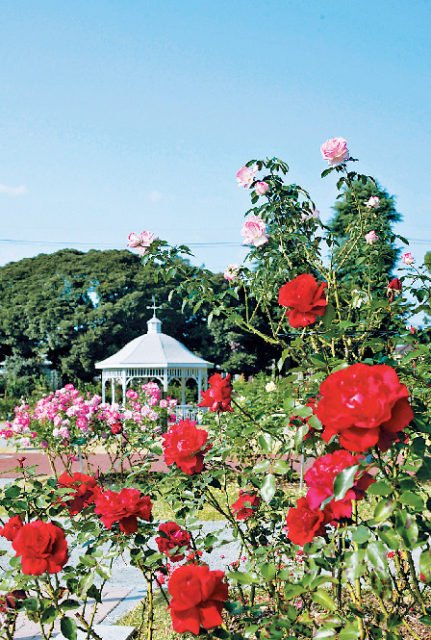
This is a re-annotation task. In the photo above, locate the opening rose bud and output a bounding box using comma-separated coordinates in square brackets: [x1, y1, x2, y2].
[254, 181, 269, 195]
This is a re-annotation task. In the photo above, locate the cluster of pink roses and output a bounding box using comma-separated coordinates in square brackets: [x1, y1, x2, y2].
[122, 382, 178, 431]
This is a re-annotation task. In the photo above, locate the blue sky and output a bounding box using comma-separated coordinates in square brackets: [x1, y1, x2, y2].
[1, 0, 430, 273]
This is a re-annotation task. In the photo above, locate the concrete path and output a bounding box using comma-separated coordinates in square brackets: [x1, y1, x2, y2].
[0, 472, 240, 637]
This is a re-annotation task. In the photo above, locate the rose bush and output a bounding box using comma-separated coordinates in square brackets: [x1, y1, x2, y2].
[1, 142, 431, 640]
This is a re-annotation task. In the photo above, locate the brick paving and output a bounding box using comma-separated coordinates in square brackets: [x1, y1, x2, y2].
[0, 451, 169, 478]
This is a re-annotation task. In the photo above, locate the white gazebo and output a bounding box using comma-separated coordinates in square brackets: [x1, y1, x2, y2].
[95, 308, 212, 419]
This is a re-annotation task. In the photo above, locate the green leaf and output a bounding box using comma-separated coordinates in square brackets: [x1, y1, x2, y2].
[260, 474, 276, 504]
[5, 486, 20, 499]
[333, 465, 359, 501]
[272, 459, 291, 475]
[253, 460, 270, 474]
[321, 168, 334, 178]
[60, 599, 80, 611]
[41, 606, 57, 623]
[261, 562, 277, 580]
[312, 589, 337, 611]
[24, 597, 39, 612]
[399, 491, 424, 510]
[258, 433, 274, 454]
[373, 499, 395, 524]
[228, 571, 258, 584]
[60, 617, 77, 640]
[351, 525, 370, 545]
[368, 481, 393, 497]
[338, 622, 361, 639]
[367, 542, 388, 576]
[378, 527, 399, 550]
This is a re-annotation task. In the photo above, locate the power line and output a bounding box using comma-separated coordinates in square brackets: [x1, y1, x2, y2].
[0, 237, 429, 249]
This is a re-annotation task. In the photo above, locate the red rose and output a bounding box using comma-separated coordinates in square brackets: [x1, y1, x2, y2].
[285, 497, 326, 547]
[387, 278, 402, 302]
[231, 491, 261, 520]
[156, 522, 191, 562]
[388, 278, 402, 292]
[12, 521, 68, 575]
[198, 373, 233, 412]
[162, 419, 210, 474]
[94, 488, 152, 534]
[304, 450, 374, 521]
[316, 363, 413, 453]
[111, 423, 123, 435]
[58, 472, 101, 516]
[0, 516, 23, 541]
[278, 274, 327, 328]
[168, 564, 228, 635]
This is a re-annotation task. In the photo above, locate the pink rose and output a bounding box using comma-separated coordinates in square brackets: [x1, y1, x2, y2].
[365, 196, 380, 208]
[127, 231, 156, 256]
[241, 215, 268, 247]
[364, 230, 379, 244]
[224, 264, 240, 281]
[402, 252, 414, 265]
[320, 137, 349, 166]
[236, 164, 258, 188]
[254, 181, 269, 195]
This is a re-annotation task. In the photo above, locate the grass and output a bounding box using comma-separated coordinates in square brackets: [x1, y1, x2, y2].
[117, 591, 178, 639]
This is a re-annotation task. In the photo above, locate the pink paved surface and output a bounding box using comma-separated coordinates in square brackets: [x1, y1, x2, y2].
[0, 449, 311, 479]
[0, 451, 169, 478]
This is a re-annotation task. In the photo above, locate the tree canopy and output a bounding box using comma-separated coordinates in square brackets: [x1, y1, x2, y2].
[0, 249, 277, 393]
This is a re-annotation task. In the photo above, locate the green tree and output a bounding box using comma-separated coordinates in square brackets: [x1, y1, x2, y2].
[0, 249, 275, 395]
[331, 179, 401, 286]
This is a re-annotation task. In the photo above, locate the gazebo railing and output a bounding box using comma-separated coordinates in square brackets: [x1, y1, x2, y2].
[174, 405, 208, 424]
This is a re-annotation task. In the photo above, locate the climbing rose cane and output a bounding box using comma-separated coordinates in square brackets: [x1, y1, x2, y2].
[198, 373, 233, 412]
[316, 363, 413, 452]
[168, 564, 228, 634]
[162, 419, 210, 474]
[12, 521, 68, 575]
[278, 274, 327, 328]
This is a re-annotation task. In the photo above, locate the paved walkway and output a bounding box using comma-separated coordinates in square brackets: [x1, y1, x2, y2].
[0, 450, 169, 477]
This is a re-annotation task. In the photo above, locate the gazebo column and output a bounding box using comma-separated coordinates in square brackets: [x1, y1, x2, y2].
[111, 379, 116, 404]
[121, 370, 127, 406]
[181, 378, 186, 405]
[102, 373, 106, 404]
[197, 371, 202, 403]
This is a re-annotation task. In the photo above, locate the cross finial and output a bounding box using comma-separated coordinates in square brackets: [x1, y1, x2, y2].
[147, 296, 162, 318]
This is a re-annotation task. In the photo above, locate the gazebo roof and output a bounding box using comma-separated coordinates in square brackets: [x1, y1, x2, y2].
[95, 315, 211, 370]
